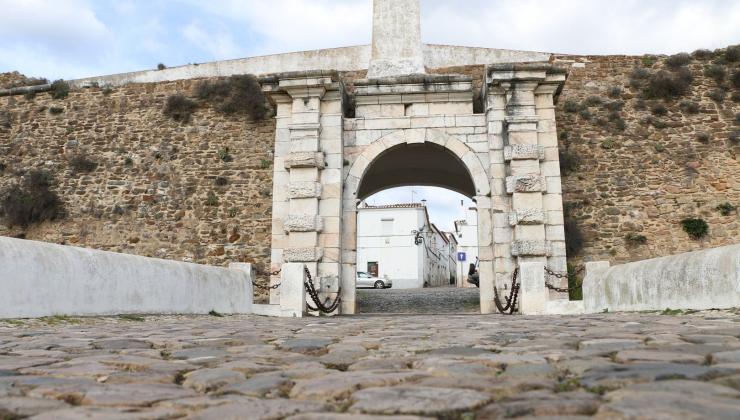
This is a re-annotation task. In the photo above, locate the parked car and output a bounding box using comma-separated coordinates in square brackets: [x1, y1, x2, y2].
[356, 272, 392, 289]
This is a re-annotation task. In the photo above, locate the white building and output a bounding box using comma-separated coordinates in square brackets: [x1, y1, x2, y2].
[357, 203, 456, 289]
[454, 207, 479, 288]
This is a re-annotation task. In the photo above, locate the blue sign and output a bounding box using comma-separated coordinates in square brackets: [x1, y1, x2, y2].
[457, 252, 466, 262]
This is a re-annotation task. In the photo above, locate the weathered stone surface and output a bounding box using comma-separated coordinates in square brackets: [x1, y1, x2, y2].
[614, 349, 707, 364]
[289, 182, 322, 199]
[350, 386, 490, 416]
[284, 215, 323, 233]
[506, 175, 546, 193]
[284, 152, 325, 169]
[279, 338, 334, 354]
[0, 396, 69, 417]
[291, 372, 426, 402]
[504, 144, 545, 161]
[508, 209, 546, 226]
[511, 240, 550, 257]
[283, 248, 323, 262]
[183, 368, 245, 393]
[91, 339, 153, 350]
[190, 398, 329, 420]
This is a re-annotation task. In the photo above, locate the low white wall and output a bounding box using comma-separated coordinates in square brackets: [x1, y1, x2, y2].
[0, 236, 253, 319]
[583, 244, 740, 313]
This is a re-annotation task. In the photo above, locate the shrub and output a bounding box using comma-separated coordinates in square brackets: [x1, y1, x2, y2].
[708, 88, 726, 102]
[559, 149, 580, 176]
[648, 117, 667, 129]
[124, 157, 133, 166]
[725, 44, 740, 62]
[567, 263, 583, 301]
[716, 202, 737, 216]
[217, 147, 233, 162]
[578, 109, 592, 120]
[735, 112, 740, 126]
[732, 70, 740, 89]
[50, 80, 70, 100]
[604, 100, 624, 112]
[564, 217, 584, 257]
[654, 143, 666, 152]
[625, 232, 648, 246]
[650, 103, 668, 116]
[260, 159, 271, 169]
[681, 218, 708, 240]
[196, 74, 269, 120]
[215, 177, 228, 187]
[731, 131, 739, 144]
[102, 86, 113, 96]
[692, 49, 715, 60]
[642, 56, 657, 67]
[644, 69, 692, 99]
[679, 101, 700, 114]
[734, 91, 740, 103]
[614, 118, 627, 132]
[49, 106, 64, 115]
[157, 63, 167, 70]
[665, 53, 691, 69]
[0, 169, 64, 227]
[696, 132, 710, 143]
[0, 162, 5, 173]
[163, 94, 197, 123]
[563, 100, 580, 113]
[704, 65, 726, 83]
[634, 99, 647, 111]
[206, 191, 219, 207]
[608, 86, 623, 99]
[601, 139, 616, 149]
[584, 95, 603, 107]
[68, 153, 98, 174]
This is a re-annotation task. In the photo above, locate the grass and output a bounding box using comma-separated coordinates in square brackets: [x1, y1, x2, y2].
[196, 74, 270, 120]
[119, 314, 146, 322]
[206, 191, 219, 207]
[681, 218, 709, 240]
[40, 315, 81, 325]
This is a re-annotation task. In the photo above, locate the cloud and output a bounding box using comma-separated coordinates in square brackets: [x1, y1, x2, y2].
[182, 22, 241, 59]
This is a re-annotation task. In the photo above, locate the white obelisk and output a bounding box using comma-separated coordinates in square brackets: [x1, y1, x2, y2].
[367, 0, 426, 78]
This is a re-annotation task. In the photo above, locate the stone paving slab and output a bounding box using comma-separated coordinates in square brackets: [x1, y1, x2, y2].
[1, 310, 740, 419]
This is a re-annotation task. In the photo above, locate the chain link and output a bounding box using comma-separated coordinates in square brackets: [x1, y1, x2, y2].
[543, 266, 585, 293]
[494, 268, 520, 315]
[253, 267, 282, 291]
[304, 266, 342, 314]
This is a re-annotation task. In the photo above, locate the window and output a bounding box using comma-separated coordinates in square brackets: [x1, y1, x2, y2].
[381, 218, 394, 236]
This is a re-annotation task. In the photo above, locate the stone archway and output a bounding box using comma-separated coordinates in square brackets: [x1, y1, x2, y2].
[340, 129, 494, 314]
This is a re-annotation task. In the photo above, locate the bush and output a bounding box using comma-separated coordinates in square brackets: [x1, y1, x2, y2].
[206, 191, 219, 207]
[725, 44, 740, 62]
[163, 94, 197, 123]
[0, 162, 5, 173]
[708, 88, 726, 102]
[681, 218, 709, 240]
[733, 91, 740, 103]
[642, 56, 657, 67]
[679, 101, 700, 114]
[644, 69, 692, 99]
[604, 100, 624, 112]
[651, 103, 668, 116]
[692, 49, 715, 60]
[215, 177, 228, 187]
[731, 131, 739, 144]
[0, 169, 64, 227]
[665, 53, 692, 69]
[608, 86, 622, 99]
[578, 109, 592, 120]
[157, 63, 167, 70]
[584, 95, 603, 107]
[704, 65, 726, 83]
[48, 106, 64, 115]
[654, 143, 666, 152]
[696, 132, 710, 143]
[563, 100, 580, 113]
[102, 86, 113, 96]
[217, 147, 233, 162]
[50, 79, 70, 100]
[625, 232, 648, 246]
[564, 217, 584, 257]
[634, 99, 647, 111]
[732, 70, 740, 89]
[716, 202, 737, 216]
[196, 74, 269, 120]
[601, 139, 616, 149]
[68, 153, 97, 173]
[559, 149, 580, 176]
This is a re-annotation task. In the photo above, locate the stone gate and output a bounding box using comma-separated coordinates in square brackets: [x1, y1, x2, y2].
[265, 0, 569, 315]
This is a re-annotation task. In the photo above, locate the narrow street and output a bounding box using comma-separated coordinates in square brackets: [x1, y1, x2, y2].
[357, 286, 480, 314]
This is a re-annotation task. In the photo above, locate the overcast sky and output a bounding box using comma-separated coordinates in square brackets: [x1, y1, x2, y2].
[1, 0, 739, 81]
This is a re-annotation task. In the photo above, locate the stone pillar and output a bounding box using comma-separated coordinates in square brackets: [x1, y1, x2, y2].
[265, 71, 343, 313]
[280, 263, 306, 317]
[368, 0, 426, 78]
[488, 64, 568, 309]
[519, 261, 546, 315]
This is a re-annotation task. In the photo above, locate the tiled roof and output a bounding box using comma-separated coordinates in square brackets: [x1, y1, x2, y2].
[361, 203, 424, 209]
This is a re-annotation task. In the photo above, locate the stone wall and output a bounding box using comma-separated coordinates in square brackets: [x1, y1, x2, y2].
[555, 53, 739, 265]
[0, 77, 275, 295]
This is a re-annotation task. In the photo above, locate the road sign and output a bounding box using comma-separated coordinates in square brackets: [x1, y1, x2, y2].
[457, 252, 466, 262]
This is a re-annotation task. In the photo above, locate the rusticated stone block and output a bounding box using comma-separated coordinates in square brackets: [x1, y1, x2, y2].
[511, 240, 550, 257]
[508, 209, 546, 226]
[283, 247, 323, 262]
[506, 175, 545, 194]
[289, 182, 322, 199]
[504, 145, 545, 161]
[284, 215, 323, 233]
[284, 152, 325, 169]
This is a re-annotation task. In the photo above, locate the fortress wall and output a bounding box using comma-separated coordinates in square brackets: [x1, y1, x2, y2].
[556, 54, 740, 266]
[0, 78, 276, 297]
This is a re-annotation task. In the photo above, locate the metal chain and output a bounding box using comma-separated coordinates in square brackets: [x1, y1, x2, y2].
[543, 266, 584, 293]
[304, 266, 342, 314]
[253, 267, 282, 291]
[494, 268, 520, 315]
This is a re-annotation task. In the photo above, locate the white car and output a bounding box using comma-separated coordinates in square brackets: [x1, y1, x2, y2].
[356, 272, 392, 289]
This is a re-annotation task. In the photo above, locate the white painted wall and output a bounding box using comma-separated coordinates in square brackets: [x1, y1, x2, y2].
[583, 244, 740, 313]
[455, 207, 479, 287]
[0, 236, 253, 319]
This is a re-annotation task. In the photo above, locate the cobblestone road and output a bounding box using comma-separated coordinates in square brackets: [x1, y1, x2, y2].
[357, 287, 480, 314]
[2, 310, 740, 419]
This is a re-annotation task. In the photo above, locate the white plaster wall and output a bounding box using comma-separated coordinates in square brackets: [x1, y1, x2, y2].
[69, 45, 550, 88]
[0, 236, 253, 319]
[583, 244, 740, 313]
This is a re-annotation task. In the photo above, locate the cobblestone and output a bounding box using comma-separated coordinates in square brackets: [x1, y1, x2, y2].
[1, 310, 740, 419]
[357, 287, 480, 314]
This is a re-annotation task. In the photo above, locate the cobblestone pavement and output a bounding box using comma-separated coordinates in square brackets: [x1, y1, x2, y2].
[357, 287, 480, 314]
[2, 310, 740, 419]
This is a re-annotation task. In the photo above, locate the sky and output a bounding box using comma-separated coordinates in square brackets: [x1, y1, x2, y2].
[1, 0, 739, 81]
[365, 187, 474, 233]
[2, 0, 738, 232]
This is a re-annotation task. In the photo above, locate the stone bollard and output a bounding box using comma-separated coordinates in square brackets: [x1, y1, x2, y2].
[519, 262, 547, 315]
[280, 263, 306, 318]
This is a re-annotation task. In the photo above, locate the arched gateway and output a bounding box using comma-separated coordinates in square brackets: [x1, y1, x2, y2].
[262, 0, 570, 316]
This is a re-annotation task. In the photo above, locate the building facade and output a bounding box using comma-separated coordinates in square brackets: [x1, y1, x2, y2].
[454, 207, 479, 288]
[357, 203, 456, 289]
